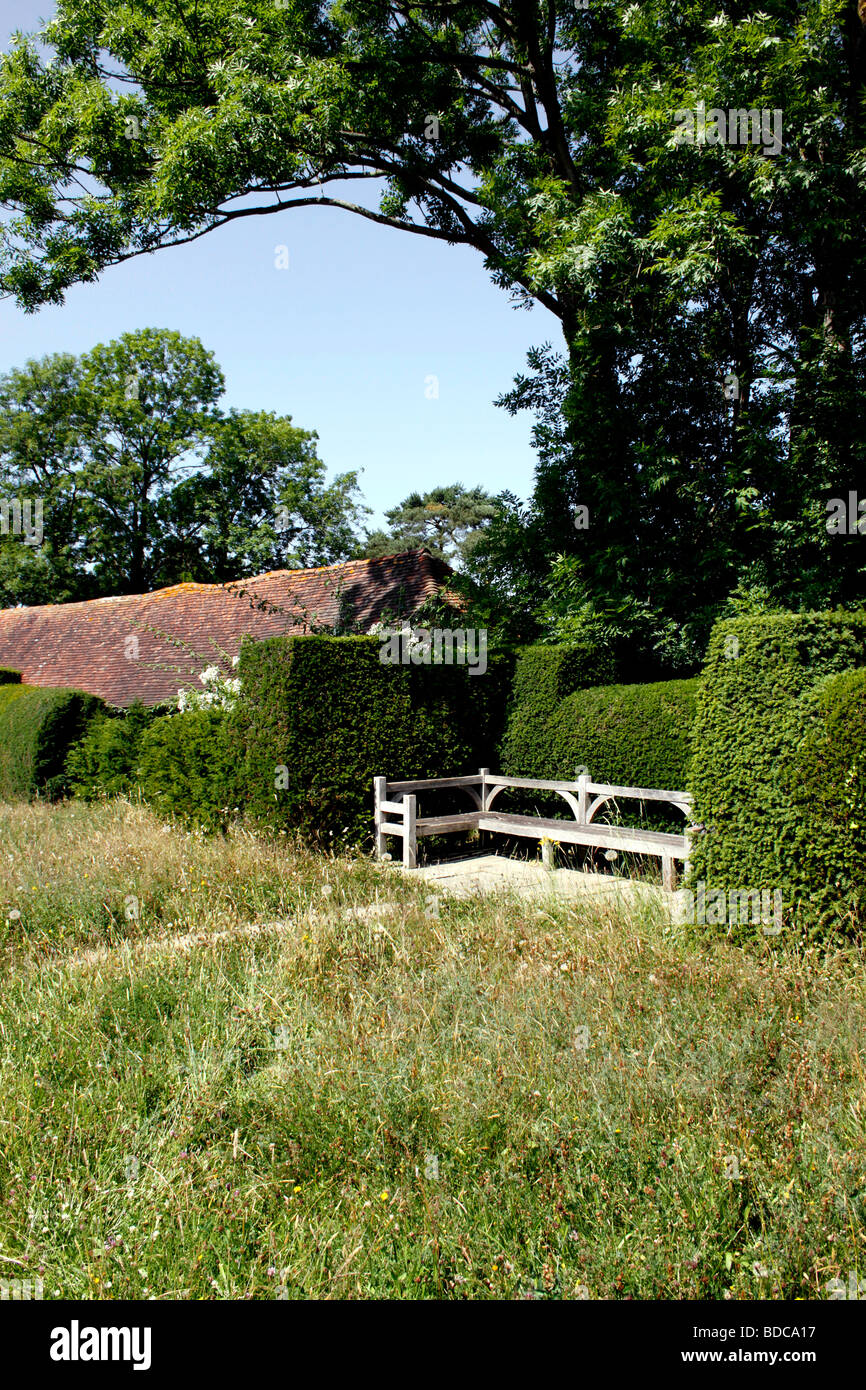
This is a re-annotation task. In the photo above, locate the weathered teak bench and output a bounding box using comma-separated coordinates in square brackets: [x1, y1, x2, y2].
[373, 769, 693, 890]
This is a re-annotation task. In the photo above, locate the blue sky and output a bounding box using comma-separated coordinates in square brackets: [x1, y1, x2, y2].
[0, 2, 561, 530]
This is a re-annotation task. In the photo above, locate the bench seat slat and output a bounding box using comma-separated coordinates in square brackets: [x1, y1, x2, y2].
[477, 813, 689, 859]
[379, 809, 689, 857]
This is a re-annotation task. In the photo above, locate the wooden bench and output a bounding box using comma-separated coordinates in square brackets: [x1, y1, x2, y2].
[373, 769, 693, 890]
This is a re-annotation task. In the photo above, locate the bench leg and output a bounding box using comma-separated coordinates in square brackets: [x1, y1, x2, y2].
[662, 855, 677, 892]
[403, 795, 417, 869]
[373, 776, 388, 859]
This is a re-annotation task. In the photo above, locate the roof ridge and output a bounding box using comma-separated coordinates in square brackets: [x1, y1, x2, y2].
[0, 549, 443, 617]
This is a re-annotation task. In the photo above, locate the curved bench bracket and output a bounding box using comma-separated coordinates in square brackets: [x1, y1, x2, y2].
[485, 782, 581, 821]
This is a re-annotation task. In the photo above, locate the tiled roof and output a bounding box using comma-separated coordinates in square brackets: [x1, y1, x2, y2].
[0, 550, 450, 707]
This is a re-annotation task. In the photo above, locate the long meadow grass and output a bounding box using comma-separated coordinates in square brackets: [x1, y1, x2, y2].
[0, 799, 864, 1299]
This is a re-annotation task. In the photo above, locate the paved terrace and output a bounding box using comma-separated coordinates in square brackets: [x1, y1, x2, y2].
[387, 852, 683, 917]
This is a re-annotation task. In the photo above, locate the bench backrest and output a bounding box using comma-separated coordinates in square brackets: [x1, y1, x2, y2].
[377, 770, 692, 827]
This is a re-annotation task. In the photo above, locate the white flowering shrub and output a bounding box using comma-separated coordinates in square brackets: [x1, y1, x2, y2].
[367, 620, 428, 658]
[176, 655, 241, 712]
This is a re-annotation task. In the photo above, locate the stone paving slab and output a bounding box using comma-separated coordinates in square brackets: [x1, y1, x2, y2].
[389, 852, 679, 915]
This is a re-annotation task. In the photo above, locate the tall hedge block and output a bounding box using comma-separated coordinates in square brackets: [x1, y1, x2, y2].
[232, 633, 510, 844]
[0, 686, 105, 800]
[688, 610, 866, 934]
[780, 668, 866, 930]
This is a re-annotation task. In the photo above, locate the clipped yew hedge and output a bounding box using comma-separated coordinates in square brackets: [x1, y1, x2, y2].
[542, 678, 699, 789]
[779, 667, 866, 931]
[66, 703, 162, 801]
[0, 685, 105, 800]
[231, 633, 511, 844]
[56, 632, 510, 839]
[136, 709, 239, 833]
[499, 642, 616, 776]
[688, 610, 866, 936]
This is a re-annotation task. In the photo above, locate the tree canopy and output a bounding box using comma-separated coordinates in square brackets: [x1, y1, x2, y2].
[2, 1, 865, 659]
[0, 328, 366, 603]
[363, 483, 499, 564]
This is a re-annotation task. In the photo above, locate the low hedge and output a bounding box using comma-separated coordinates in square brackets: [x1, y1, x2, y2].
[137, 709, 238, 833]
[688, 610, 866, 936]
[542, 678, 699, 789]
[66, 703, 161, 800]
[0, 668, 21, 684]
[231, 633, 511, 844]
[0, 686, 105, 800]
[499, 642, 616, 776]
